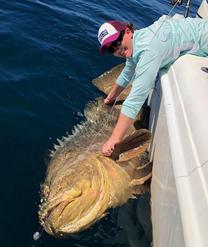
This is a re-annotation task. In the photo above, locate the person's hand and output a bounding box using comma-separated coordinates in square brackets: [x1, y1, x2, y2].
[103, 83, 124, 105]
[102, 137, 119, 156]
[104, 96, 114, 105]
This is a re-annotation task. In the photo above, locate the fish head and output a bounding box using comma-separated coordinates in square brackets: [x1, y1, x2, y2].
[39, 153, 117, 237]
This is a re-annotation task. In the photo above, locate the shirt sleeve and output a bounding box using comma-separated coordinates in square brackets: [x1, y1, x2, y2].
[116, 59, 136, 88]
[121, 46, 164, 119]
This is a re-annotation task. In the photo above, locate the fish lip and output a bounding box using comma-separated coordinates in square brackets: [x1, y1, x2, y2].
[55, 195, 108, 235]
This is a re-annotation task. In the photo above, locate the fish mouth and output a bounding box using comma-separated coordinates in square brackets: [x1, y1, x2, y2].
[39, 155, 112, 237]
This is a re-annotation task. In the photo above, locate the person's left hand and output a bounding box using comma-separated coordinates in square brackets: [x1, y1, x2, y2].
[102, 137, 119, 156]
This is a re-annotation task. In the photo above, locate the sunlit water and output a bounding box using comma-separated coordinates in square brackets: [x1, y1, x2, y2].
[0, 0, 201, 246]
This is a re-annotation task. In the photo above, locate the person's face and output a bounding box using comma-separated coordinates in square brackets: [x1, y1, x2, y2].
[106, 28, 133, 59]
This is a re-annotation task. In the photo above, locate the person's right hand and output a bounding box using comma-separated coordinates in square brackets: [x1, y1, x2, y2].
[102, 137, 119, 156]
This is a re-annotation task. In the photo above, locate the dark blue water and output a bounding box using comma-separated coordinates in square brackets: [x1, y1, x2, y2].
[0, 0, 201, 246]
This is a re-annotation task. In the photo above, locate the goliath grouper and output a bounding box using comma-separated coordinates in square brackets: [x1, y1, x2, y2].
[38, 64, 152, 238]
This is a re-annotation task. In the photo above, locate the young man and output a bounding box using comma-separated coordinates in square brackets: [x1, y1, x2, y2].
[98, 17, 208, 156]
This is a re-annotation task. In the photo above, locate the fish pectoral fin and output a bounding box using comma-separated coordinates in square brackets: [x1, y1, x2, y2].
[131, 172, 152, 186]
[131, 181, 151, 196]
[130, 178, 145, 186]
[134, 161, 153, 180]
[91, 63, 125, 95]
[119, 129, 151, 152]
[112, 129, 151, 160]
[129, 161, 153, 186]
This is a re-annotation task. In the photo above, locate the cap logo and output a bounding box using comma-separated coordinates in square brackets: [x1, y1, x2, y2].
[98, 29, 108, 44]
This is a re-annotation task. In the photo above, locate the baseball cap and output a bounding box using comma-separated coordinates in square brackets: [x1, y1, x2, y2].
[98, 20, 127, 54]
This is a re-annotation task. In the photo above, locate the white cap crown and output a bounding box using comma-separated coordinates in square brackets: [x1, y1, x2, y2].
[98, 23, 118, 45]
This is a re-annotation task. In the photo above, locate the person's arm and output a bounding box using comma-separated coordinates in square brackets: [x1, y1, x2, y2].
[104, 59, 136, 104]
[121, 47, 163, 119]
[103, 48, 163, 156]
[102, 33, 171, 156]
[102, 113, 134, 156]
[116, 59, 136, 87]
[104, 83, 125, 104]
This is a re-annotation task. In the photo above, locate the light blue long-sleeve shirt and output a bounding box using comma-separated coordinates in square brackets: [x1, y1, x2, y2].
[116, 16, 208, 119]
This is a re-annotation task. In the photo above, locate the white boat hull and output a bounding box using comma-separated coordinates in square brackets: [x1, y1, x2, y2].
[149, 54, 208, 247]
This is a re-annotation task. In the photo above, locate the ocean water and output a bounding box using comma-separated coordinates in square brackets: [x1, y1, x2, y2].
[0, 0, 201, 246]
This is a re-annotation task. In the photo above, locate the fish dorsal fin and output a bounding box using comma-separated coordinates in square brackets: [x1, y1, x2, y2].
[92, 63, 131, 101]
